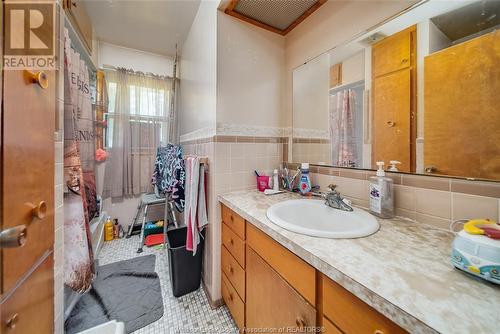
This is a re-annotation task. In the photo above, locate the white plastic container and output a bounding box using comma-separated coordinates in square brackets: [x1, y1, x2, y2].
[369, 162, 394, 218]
[272, 169, 279, 191]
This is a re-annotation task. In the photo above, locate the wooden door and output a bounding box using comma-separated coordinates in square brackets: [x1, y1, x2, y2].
[424, 30, 500, 179]
[246, 247, 316, 333]
[372, 70, 411, 171]
[372, 26, 416, 172]
[0, 2, 56, 332]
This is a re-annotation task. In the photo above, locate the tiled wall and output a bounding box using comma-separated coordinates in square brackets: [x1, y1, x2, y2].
[285, 163, 500, 230]
[181, 135, 284, 304]
[292, 139, 330, 165]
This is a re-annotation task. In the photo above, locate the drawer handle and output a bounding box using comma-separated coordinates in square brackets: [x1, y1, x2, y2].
[230, 238, 234, 245]
[374, 331, 384, 334]
[228, 293, 234, 302]
[6, 313, 19, 330]
[295, 317, 306, 328]
[229, 266, 234, 274]
[230, 215, 234, 222]
[401, 58, 408, 63]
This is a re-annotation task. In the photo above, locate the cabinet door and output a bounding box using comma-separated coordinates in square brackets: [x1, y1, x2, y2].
[246, 247, 316, 333]
[372, 69, 411, 171]
[424, 30, 500, 179]
[372, 27, 412, 77]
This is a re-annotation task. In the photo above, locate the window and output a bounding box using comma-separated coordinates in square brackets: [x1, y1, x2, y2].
[104, 81, 170, 149]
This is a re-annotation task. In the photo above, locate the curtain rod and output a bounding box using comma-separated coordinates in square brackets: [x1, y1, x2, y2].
[101, 64, 178, 81]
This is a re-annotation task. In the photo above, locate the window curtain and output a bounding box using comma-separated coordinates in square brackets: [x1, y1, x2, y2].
[102, 68, 175, 198]
[329, 89, 358, 167]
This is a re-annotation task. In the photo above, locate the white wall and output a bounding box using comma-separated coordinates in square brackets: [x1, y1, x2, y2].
[216, 12, 285, 129]
[98, 41, 174, 76]
[284, 0, 418, 128]
[178, 0, 218, 137]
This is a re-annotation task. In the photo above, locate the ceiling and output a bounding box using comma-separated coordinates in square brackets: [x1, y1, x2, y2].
[223, 0, 326, 35]
[83, 0, 201, 57]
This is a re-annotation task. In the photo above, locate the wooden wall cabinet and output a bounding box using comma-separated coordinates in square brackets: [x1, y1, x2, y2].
[424, 30, 500, 180]
[372, 26, 416, 173]
[64, 0, 93, 53]
[220, 204, 406, 333]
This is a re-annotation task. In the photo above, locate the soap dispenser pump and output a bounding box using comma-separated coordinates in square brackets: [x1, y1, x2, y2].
[388, 160, 401, 172]
[369, 161, 394, 218]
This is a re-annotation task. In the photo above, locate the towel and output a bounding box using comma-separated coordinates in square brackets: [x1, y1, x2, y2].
[152, 144, 185, 211]
[184, 156, 208, 255]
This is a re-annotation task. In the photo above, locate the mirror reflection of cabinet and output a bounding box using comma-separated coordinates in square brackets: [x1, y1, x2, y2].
[371, 26, 416, 173]
[424, 30, 500, 180]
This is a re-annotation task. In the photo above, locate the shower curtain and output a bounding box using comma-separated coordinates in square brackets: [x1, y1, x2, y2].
[329, 89, 358, 167]
[63, 28, 95, 292]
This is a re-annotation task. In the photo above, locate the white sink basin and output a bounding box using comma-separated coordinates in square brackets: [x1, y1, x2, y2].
[266, 199, 379, 238]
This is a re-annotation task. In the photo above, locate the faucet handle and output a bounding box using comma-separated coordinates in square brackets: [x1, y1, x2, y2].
[328, 184, 338, 192]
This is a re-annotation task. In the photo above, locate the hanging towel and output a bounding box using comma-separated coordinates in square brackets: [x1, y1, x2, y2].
[152, 144, 185, 211]
[184, 157, 208, 255]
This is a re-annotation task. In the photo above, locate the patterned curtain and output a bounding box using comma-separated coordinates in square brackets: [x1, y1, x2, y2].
[63, 28, 95, 292]
[329, 89, 358, 167]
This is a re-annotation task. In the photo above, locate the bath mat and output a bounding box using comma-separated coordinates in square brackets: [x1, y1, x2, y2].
[65, 255, 163, 334]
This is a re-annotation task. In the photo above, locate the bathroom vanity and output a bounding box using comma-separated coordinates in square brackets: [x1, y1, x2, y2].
[219, 191, 500, 333]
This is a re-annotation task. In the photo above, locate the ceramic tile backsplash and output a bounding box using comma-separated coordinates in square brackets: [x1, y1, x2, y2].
[299, 163, 500, 230]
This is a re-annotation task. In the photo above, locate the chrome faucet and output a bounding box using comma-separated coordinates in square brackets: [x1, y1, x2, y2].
[321, 184, 353, 211]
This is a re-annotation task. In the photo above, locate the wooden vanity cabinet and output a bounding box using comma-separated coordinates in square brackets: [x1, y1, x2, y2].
[221, 204, 246, 329]
[246, 247, 316, 332]
[322, 275, 407, 334]
[221, 205, 407, 333]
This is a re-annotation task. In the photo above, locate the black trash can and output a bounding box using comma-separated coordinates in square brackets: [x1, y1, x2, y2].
[166, 226, 205, 297]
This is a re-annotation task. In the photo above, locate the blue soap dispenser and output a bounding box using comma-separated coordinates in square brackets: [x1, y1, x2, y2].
[298, 163, 311, 195]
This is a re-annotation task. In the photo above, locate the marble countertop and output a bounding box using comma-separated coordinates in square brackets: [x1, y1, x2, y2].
[218, 190, 500, 334]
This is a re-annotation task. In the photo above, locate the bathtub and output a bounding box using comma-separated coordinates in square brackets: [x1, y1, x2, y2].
[77, 320, 125, 334]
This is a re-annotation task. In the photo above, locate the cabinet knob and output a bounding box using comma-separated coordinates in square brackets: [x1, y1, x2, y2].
[228, 293, 234, 302]
[401, 58, 408, 64]
[6, 313, 19, 330]
[25, 70, 49, 89]
[374, 330, 384, 334]
[386, 121, 395, 127]
[28, 201, 47, 220]
[230, 215, 234, 222]
[229, 266, 234, 274]
[230, 238, 234, 245]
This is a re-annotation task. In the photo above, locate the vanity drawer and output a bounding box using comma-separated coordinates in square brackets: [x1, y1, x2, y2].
[221, 245, 245, 301]
[222, 204, 246, 240]
[222, 272, 245, 329]
[322, 275, 407, 334]
[323, 317, 343, 334]
[247, 223, 316, 305]
[222, 223, 245, 267]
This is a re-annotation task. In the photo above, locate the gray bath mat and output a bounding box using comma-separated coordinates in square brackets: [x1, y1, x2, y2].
[65, 255, 163, 334]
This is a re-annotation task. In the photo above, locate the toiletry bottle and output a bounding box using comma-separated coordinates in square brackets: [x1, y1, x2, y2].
[272, 169, 279, 191]
[298, 163, 312, 195]
[369, 162, 394, 218]
[104, 218, 114, 241]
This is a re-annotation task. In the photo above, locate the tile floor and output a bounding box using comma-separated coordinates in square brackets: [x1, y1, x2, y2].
[98, 235, 238, 334]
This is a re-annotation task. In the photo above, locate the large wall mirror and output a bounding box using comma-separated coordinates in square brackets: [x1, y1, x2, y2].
[292, 0, 500, 181]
